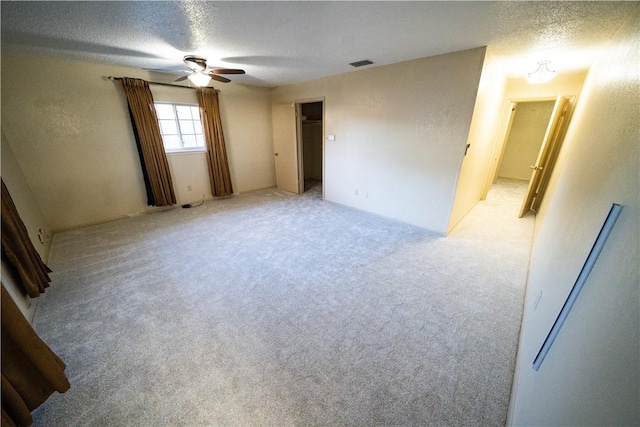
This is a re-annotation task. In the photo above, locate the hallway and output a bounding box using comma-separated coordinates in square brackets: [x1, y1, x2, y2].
[449, 178, 534, 245]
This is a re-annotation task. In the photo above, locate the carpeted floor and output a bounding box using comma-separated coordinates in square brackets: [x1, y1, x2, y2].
[32, 178, 533, 426]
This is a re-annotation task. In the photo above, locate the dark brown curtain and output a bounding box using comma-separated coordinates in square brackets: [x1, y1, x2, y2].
[1, 181, 50, 298]
[119, 78, 176, 207]
[2, 284, 70, 427]
[196, 88, 233, 197]
[1, 181, 69, 426]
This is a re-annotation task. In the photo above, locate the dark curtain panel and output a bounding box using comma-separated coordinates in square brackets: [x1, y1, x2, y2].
[1, 181, 50, 298]
[1, 284, 70, 427]
[119, 78, 176, 207]
[126, 106, 156, 206]
[196, 88, 233, 197]
[1, 181, 69, 426]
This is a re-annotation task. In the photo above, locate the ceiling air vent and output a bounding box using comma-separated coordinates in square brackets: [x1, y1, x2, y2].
[349, 60, 373, 68]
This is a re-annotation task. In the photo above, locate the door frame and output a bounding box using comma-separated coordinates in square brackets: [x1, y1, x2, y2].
[295, 97, 325, 198]
[481, 96, 557, 200]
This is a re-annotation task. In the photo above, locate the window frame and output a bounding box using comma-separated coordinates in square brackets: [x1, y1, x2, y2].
[154, 102, 206, 153]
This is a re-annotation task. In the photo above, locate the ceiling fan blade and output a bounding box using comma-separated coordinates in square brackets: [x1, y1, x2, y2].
[175, 75, 189, 82]
[144, 67, 189, 73]
[211, 68, 245, 75]
[209, 74, 231, 83]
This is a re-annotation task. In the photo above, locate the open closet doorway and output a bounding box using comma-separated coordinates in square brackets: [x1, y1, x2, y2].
[297, 100, 324, 194]
[488, 96, 574, 217]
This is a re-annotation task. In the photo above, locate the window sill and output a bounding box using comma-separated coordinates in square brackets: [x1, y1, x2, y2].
[165, 149, 207, 156]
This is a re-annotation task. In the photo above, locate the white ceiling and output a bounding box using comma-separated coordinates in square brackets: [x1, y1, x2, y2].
[1, 1, 637, 87]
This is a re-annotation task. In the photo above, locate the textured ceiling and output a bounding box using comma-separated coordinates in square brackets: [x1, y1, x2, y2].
[1, 1, 637, 87]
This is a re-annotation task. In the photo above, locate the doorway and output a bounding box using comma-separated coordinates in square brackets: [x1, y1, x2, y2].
[496, 100, 556, 181]
[297, 101, 324, 193]
[487, 96, 574, 217]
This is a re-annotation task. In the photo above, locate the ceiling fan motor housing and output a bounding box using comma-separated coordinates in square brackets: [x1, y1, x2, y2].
[183, 55, 207, 71]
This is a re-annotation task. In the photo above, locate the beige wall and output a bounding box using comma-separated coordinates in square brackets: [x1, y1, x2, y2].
[448, 52, 507, 232]
[479, 71, 587, 203]
[272, 48, 486, 233]
[1, 131, 51, 319]
[216, 83, 277, 194]
[509, 10, 639, 426]
[1, 53, 275, 231]
[1, 133, 51, 258]
[506, 72, 587, 100]
[151, 83, 276, 204]
[498, 100, 555, 181]
[449, 65, 586, 233]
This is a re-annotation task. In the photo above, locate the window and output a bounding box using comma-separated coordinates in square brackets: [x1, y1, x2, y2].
[154, 103, 205, 152]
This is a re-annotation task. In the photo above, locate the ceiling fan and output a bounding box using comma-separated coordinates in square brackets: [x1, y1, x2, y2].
[164, 55, 245, 86]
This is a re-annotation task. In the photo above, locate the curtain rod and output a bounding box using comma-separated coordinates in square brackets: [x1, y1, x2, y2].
[107, 76, 220, 91]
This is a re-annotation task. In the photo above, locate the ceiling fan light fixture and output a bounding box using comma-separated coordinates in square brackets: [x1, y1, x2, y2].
[526, 60, 556, 84]
[187, 72, 211, 87]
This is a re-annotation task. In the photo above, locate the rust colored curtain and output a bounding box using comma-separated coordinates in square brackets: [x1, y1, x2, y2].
[1, 181, 50, 298]
[119, 78, 176, 207]
[196, 88, 233, 196]
[2, 284, 70, 427]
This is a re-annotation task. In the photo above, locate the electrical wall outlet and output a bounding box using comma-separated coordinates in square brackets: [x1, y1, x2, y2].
[37, 228, 48, 245]
[187, 185, 193, 191]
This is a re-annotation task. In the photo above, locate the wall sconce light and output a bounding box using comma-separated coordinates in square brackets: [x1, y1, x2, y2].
[526, 60, 556, 84]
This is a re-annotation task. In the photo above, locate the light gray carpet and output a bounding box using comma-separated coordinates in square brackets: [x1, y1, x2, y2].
[31, 179, 534, 426]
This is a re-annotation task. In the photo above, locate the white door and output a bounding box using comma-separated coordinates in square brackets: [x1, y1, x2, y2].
[272, 103, 300, 193]
[519, 96, 570, 217]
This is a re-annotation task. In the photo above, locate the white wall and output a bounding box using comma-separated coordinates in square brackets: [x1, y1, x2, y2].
[448, 52, 507, 232]
[509, 9, 639, 426]
[1, 52, 275, 231]
[272, 48, 486, 233]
